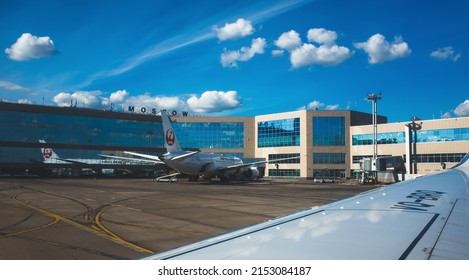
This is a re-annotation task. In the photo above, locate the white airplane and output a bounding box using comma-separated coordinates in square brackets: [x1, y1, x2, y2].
[123, 110, 301, 182]
[144, 152, 469, 260]
[39, 140, 123, 165]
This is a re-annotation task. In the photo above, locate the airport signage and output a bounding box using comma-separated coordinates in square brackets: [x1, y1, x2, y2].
[127, 106, 189, 117]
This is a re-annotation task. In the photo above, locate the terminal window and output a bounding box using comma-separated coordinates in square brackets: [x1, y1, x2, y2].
[352, 132, 405, 146]
[353, 127, 469, 145]
[258, 118, 300, 147]
[268, 169, 300, 177]
[313, 169, 345, 178]
[404, 153, 466, 163]
[313, 153, 346, 164]
[417, 127, 469, 143]
[313, 117, 345, 146]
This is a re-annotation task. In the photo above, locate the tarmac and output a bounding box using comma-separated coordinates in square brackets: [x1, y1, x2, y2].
[0, 177, 376, 260]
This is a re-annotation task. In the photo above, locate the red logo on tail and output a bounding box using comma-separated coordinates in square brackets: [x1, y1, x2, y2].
[166, 129, 175, 146]
[43, 148, 53, 159]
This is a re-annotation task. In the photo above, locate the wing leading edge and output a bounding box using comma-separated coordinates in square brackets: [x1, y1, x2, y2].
[144, 153, 469, 260]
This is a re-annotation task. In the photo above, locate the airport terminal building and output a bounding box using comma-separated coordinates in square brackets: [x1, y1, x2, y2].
[351, 117, 469, 176]
[1, 101, 468, 179]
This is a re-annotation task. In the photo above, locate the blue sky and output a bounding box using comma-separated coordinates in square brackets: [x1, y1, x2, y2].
[1, 0, 468, 122]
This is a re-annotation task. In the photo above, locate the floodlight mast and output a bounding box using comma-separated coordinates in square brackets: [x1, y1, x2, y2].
[406, 116, 422, 174]
[367, 92, 382, 178]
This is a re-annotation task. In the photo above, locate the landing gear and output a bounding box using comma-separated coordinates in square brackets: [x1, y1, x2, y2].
[220, 176, 230, 183]
[188, 176, 199, 182]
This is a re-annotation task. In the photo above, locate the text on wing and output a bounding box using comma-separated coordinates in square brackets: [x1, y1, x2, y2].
[390, 190, 446, 212]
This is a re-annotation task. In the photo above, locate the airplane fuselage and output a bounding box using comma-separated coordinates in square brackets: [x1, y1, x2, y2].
[44, 158, 123, 165]
[162, 152, 243, 178]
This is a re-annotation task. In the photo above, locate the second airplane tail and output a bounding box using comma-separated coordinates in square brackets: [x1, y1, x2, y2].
[160, 110, 183, 153]
[39, 139, 60, 163]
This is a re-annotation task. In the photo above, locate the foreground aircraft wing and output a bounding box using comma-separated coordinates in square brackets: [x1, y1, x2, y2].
[145, 153, 469, 260]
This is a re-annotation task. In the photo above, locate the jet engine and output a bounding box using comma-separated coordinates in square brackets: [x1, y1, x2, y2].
[243, 167, 260, 179]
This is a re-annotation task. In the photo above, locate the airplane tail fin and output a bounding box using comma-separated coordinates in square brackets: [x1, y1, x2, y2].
[160, 110, 183, 153]
[39, 140, 60, 163]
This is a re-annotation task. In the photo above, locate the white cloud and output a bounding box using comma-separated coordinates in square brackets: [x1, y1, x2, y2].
[275, 28, 352, 68]
[454, 100, 469, 117]
[110, 90, 129, 103]
[271, 50, 285, 57]
[442, 100, 469, 118]
[18, 99, 33, 104]
[290, 43, 352, 68]
[307, 28, 337, 45]
[0, 81, 30, 92]
[274, 30, 301, 51]
[52, 89, 242, 114]
[53, 91, 102, 107]
[325, 104, 340, 110]
[354, 33, 411, 64]
[306, 100, 325, 110]
[5, 33, 57, 61]
[187, 91, 241, 113]
[298, 100, 340, 111]
[52, 90, 185, 111]
[221, 37, 267, 68]
[442, 111, 452, 119]
[102, 90, 130, 106]
[214, 18, 255, 41]
[430, 46, 461, 61]
[125, 95, 185, 111]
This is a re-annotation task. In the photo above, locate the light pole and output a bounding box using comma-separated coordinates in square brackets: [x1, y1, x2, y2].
[367, 92, 382, 181]
[405, 117, 422, 174]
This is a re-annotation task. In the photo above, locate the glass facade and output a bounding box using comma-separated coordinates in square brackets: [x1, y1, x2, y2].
[353, 127, 469, 146]
[173, 122, 244, 149]
[313, 153, 346, 164]
[417, 128, 469, 143]
[352, 132, 405, 146]
[1, 147, 46, 164]
[313, 117, 345, 146]
[269, 169, 300, 177]
[0, 109, 164, 164]
[258, 118, 300, 147]
[1, 110, 163, 148]
[404, 153, 466, 163]
[0, 147, 138, 164]
[313, 169, 345, 178]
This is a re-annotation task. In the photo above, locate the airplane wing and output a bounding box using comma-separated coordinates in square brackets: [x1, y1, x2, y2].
[123, 151, 163, 162]
[99, 154, 161, 164]
[124, 151, 198, 162]
[144, 152, 469, 260]
[170, 151, 199, 160]
[56, 158, 85, 164]
[226, 155, 303, 170]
